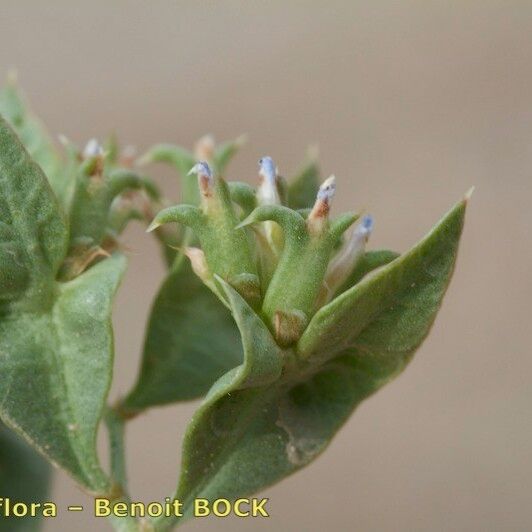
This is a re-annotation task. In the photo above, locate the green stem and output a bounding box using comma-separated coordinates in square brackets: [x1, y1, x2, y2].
[104, 405, 147, 531]
[104, 405, 128, 489]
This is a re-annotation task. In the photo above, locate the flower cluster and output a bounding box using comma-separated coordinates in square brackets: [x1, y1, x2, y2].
[149, 156, 373, 346]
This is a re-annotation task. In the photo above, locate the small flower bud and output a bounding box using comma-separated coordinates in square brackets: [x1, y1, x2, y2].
[83, 138, 104, 159]
[81, 138, 105, 176]
[257, 156, 280, 206]
[307, 175, 336, 234]
[359, 215, 374, 237]
[160, 161, 258, 303]
[321, 215, 374, 303]
[316, 174, 336, 205]
[257, 156, 284, 256]
[188, 161, 214, 198]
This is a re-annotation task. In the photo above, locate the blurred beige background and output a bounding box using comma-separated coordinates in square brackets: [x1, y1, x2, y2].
[1, 1, 531, 531]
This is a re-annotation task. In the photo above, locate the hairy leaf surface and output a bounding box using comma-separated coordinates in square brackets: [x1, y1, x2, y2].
[0, 114, 67, 309]
[0, 114, 126, 491]
[338, 249, 399, 294]
[0, 255, 126, 491]
[124, 261, 242, 411]
[157, 199, 466, 528]
[0, 82, 67, 202]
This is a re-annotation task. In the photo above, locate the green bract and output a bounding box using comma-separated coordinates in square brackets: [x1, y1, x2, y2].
[0, 79, 468, 532]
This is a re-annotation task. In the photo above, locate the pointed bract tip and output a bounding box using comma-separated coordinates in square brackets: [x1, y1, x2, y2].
[317, 175, 336, 202]
[234, 218, 250, 230]
[464, 186, 475, 202]
[146, 220, 160, 233]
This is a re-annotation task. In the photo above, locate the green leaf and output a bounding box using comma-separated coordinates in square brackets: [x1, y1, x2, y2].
[68, 168, 143, 249]
[298, 198, 467, 364]
[213, 135, 246, 175]
[287, 157, 319, 209]
[0, 81, 67, 203]
[0, 115, 127, 491]
[0, 113, 67, 310]
[0, 254, 126, 492]
[139, 144, 198, 204]
[123, 261, 243, 411]
[154, 199, 466, 529]
[154, 280, 283, 527]
[0, 423, 51, 531]
[228, 181, 257, 217]
[0, 223, 29, 303]
[338, 249, 399, 294]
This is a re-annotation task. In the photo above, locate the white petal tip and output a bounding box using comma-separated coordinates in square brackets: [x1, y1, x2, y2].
[317, 175, 336, 201]
[258, 156, 277, 180]
[464, 186, 475, 202]
[83, 138, 104, 159]
[188, 161, 213, 177]
[361, 215, 373, 233]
